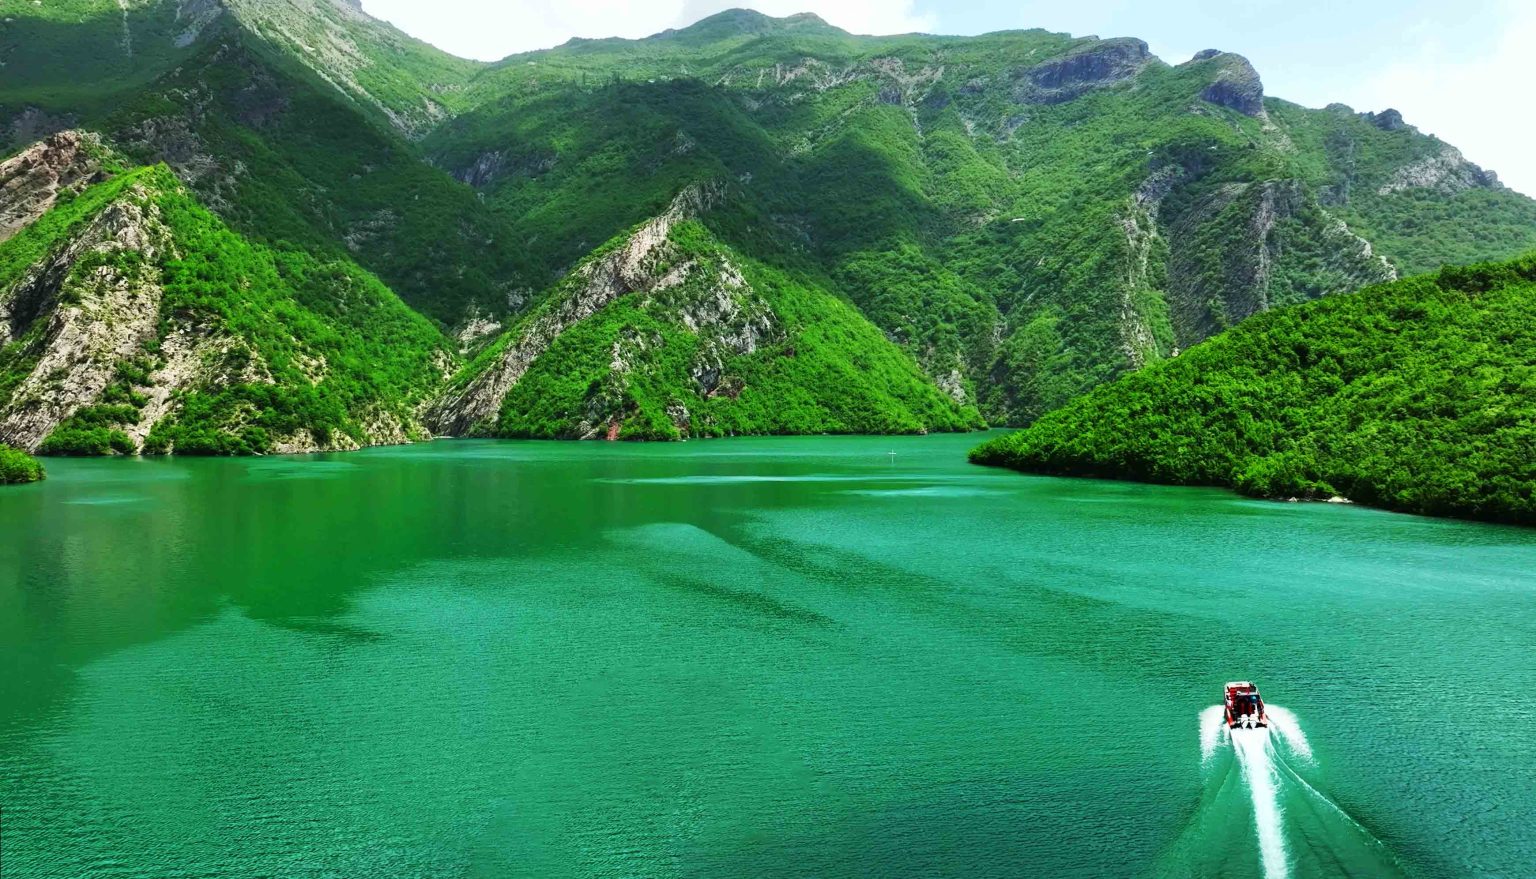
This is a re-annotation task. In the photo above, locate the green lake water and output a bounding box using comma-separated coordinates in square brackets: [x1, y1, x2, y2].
[2, 433, 1533, 878]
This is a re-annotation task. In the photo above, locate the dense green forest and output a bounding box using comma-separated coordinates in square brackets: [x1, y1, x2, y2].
[971, 255, 1536, 525]
[8, 2, 1536, 433]
[3, 1, 1536, 488]
[444, 218, 982, 439]
[0, 163, 453, 456]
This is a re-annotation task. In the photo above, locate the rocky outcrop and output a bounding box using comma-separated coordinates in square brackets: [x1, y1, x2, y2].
[1377, 146, 1502, 196]
[222, 0, 455, 138]
[1014, 38, 1152, 105]
[425, 182, 727, 435]
[1195, 52, 1266, 117]
[174, 0, 226, 48]
[449, 150, 558, 189]
[0, 131, 106, 244]
[0, 188, 175, 451]
[1366, 109, 1407, 131]
[1163, 180, 1395, 347]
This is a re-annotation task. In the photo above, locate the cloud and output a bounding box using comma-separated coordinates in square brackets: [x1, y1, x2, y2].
[1344, 0, 1536, 196]
[361, 0, 934, 61]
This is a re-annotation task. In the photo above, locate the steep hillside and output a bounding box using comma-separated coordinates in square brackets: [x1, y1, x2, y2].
[429, 184, 981, 439]
[2, 0, 520, 328]
[970, 255, 1536, 526]
[419, 10, 1536, 423]
[0, 132, 454, 455]
[5, 3, 1536, 437]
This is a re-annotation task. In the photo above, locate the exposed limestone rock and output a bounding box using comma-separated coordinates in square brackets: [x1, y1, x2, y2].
[425, 182, 727, 435]
[1163, 180, 1395, 347]
[1117, 191, 1168, 369]
[450, 150, 557, 189]
[222, 0, 448, 138]
[0, 189, 175, 451]
[120, 111, 241, 212]
[453, 307, 503, 353]
[648, 260, 776, 357]
[1014, 38, 1151, 105]
[868, 57, 945, 107]
[935, 368, 968, 405]
[118, 319, 276, 450]
[1367, 109, 1407, 131]
[1196, 52, 1266, 118]
[1377, 146, 1502, 196]
[0, 131, 106, 244]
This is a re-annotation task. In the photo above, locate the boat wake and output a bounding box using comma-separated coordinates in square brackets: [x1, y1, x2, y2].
[1166, 704, 1404, 879]
[1232, 726, 1287, 879]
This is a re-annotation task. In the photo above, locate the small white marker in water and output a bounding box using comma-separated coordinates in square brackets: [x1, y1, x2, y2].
[888, 451, 897, 466]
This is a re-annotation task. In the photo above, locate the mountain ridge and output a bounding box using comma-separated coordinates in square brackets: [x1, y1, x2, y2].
[2, 2, 1534, 455]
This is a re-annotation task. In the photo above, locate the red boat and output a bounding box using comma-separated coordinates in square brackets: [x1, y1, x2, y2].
[1224, 681, 1268, 729]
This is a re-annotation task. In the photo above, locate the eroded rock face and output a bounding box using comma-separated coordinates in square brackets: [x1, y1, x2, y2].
[0, 131, 106, 244]
[450, 150, 558, 189]
[0, 190, 175, 451]
[1367, 109, 1407, 131]
[425, 183, 726, 435]
[1196, 53, 1266, 117]
[1162, 179, 1395, 347]
[1014, 38, 1152, 105]
[1378, 146, 1502, 196]
[174, 0, 226, 48]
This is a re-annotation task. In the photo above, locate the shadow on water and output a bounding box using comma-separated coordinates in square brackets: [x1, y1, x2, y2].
[3, 433, 1534, 877]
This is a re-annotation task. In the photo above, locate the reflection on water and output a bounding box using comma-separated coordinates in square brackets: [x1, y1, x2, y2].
[2, 434, 1534, 877]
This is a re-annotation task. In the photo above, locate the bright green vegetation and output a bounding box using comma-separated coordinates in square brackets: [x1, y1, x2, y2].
[5, 436, 1536, 876]
[458, 220, 981, 439]
[0, 443, 43, 482]
[971, 255, 1536, 525]
[0, 164, 453, 456]
[4, 2, 1536, 450]
[418, 14, 1536, 423]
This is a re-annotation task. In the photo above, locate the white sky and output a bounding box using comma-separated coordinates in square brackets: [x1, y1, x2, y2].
[361, 0, 1536, 196]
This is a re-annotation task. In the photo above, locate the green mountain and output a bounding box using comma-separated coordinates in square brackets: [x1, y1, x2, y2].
[971, 255, 1536, 526]
[421, 12, 1536, 423]
[3, 2, 1535, 454]
[426, 183, 980, 439]
[0, 132, 452, 455]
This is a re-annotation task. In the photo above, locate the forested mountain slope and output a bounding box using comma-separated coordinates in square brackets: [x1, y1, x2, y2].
[0, 132, 453, 455]
[420, 10, 1536, 422]
[427, 183, 981, 439]
[970, 256, 1536, 526]
[3, 2, 1535, 448]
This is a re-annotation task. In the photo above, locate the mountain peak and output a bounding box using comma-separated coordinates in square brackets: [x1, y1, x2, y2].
[653, 8, 844, 44]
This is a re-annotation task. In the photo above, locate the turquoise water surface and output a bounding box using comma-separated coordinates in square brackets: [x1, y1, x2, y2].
[2, 433, 1533, 877]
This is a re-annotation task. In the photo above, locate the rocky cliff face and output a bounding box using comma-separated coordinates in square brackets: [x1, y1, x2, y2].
[1377, 146, 1502, 196]
[1161, 179, 1396, 346]
[0, 186, 174, 450]
[0, 132, 108, 244]
[426, 183, 737, 436]
[1193, 52, 1267, 118]
[1015, 39, 1153, 105]
[0, 135, 453, 455]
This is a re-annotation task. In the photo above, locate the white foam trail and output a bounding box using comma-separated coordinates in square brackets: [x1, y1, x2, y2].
[1232, 728, 1288, 879]
[1199, 705, 1226, 765]
[1265, 705, 1313, 763]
